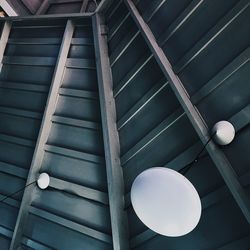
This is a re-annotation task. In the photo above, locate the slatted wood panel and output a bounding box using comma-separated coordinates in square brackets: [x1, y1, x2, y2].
[0, 19, 65, 248]
[105, 0, 250, 249]
[0, 17, 113, 250]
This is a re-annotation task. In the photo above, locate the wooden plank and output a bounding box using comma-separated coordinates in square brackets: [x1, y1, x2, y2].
[29, 206, 112, 244]
[0, 106, 42, 120]
[96, 0, 115, 14]
[121, 108, 184, 165]
[108, 12, 130, 42]
[36, 0, 50, 15]
[80, 0, 90, 13]
[113, 54, 153, 97]
[51, 0, 81, 4]
[93, 13, 129, 250]
[1, 13, 93, 21]
[59, 88, 98, 99]
[0, 161, 28, 179]
[10, 20, 75, 250]
[22, 237, 53, 250]
[0, 1, 18, 16]
[0, 225, 13, 239]
[174, 0, 250, 73]
[71, 37, 93, 45]
[110, 30, 140, 67]
[21, 0, 42, 14]
[49, 177, 109, 205]
[2, 56, 57, 66]
[158, 0, 204, 46]
[0, 133, 35, 148]
[0, 193, 20, 208]
[0, 81, 49, 93]
[0, 21, 12, 72]
[66, 58, 96, 69]
[117, 78, 168, 130]
[44, 144, 104, 164]
[8, 37, 61, 45]
[52, 115, 100, 130]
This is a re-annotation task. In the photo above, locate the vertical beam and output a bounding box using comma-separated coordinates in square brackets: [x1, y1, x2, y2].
[0, 0, 18, 16]
[10, 20, 74, 250]
[125, 0, 250, 224]
[0, 21, 12, 72]
[92, 13, 129, 250]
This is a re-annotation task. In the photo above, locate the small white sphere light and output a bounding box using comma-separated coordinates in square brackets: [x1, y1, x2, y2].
[131, 167, 202, 237]
[212, 121, 235, 145]
[37, 173, 50, 190]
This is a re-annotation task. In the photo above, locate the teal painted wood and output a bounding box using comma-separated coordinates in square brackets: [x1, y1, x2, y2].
[104, 0, 250, 249]
[0, 16, 112, 250]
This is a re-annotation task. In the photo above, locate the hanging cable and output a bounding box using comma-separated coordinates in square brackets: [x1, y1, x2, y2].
[179, 132, 216, 175]
[0, 180, 36, 205]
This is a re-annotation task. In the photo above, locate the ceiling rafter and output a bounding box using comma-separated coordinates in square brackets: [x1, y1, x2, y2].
[9, 19, 75, 250]
[93, 12, 130, 250]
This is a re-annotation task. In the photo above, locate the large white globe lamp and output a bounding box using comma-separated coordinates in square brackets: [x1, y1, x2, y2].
[131, 167, 202, 237]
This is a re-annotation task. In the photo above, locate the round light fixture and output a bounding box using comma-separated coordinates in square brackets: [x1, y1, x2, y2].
[37, 173, 50, 190]
[131, 167, 201, 237]
[212, 121, 235, 145]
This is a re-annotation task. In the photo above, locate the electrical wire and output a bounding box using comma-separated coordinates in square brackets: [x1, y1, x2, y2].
[0, 180, 36, 205]
[179, 132, 216, 175]
[0, 134, 215, 204]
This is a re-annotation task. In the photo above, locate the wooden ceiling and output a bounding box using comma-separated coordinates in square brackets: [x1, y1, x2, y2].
[6, 0, 100, 15]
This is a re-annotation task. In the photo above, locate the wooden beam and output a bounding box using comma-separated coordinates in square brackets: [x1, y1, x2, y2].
[80, 0, 90, 12]
[0, 21, 11, 72]
[36, 0, 50, 15]
[125, 0, 250, 224]
[51, 0, 81, 3]
[37, 0, 84, 15]
[10, 20, 74, 250]
[95, 0, 114, 14]
[44, 144, 104, 164]
[21, 0, 41, 14]
[49, 176, 109, 205]
[29, 206, 112, 244]
[1, 12, 93, 21]
[0, 0, 18, 16]
[93, 13, 129, 250]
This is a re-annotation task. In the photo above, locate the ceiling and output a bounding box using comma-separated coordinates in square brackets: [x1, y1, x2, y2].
[0, 0, 249, 249]
[4, 0, 100, 15]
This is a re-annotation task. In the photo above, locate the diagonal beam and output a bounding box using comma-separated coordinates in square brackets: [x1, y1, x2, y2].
[0, 0, 18, 16]
[80, 0, 90, 12]
[9, 20, 74, 250]
[124, 0, 250, 224]
[96, 0, 114, 14]
[92, 13, 129, 250]
[36, 0, 50, 15]
[0, 21, 12, 72]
